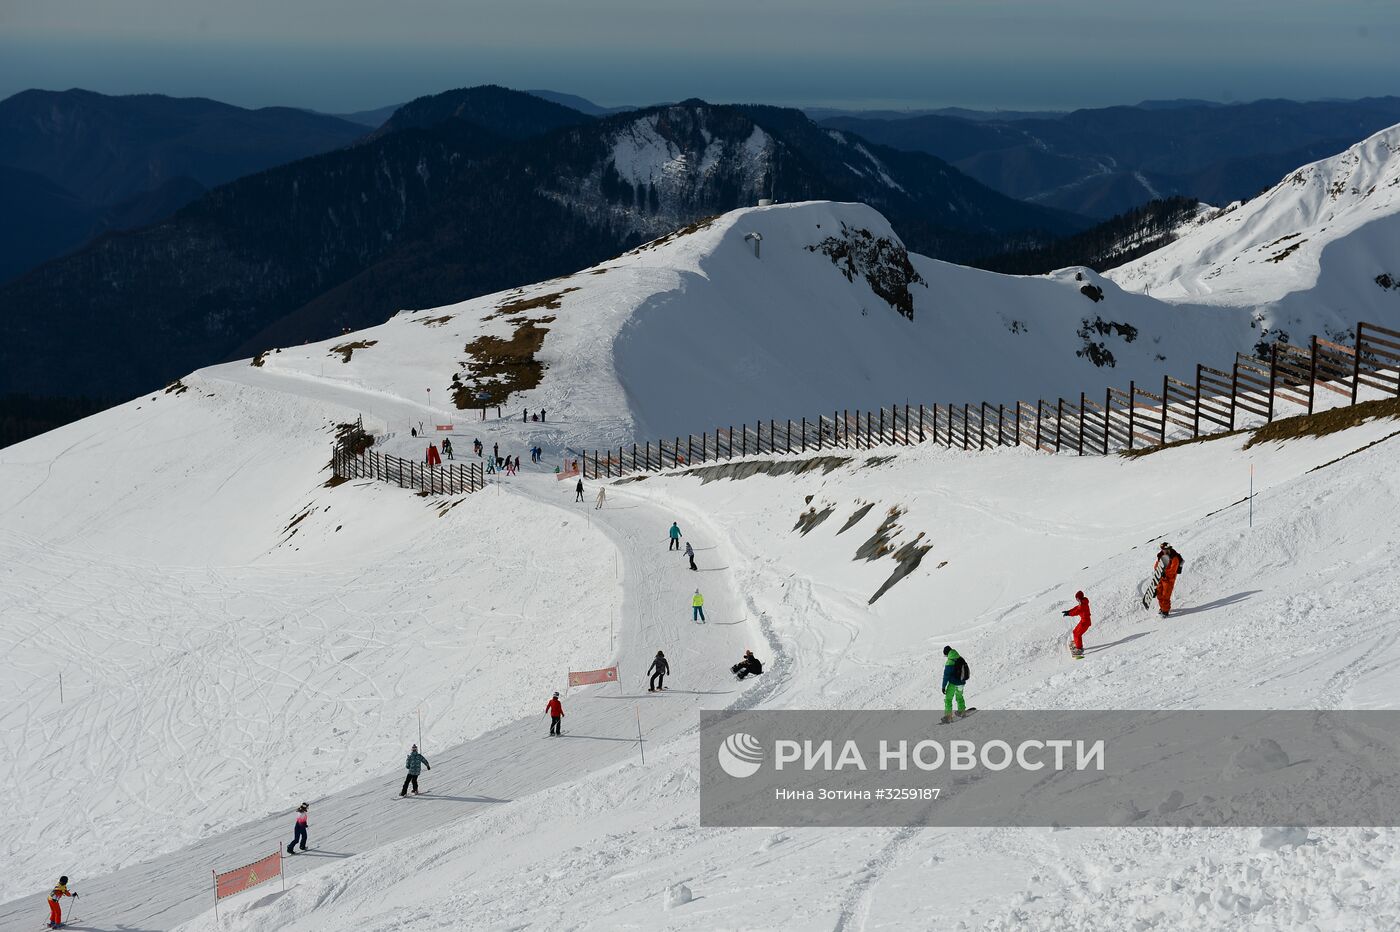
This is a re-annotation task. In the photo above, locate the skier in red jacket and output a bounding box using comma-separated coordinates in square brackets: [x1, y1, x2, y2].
[545, 692, 564, 736]
[1062, 590, 1091, 658]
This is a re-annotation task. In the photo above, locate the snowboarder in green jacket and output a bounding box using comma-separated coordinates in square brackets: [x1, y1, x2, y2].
[941, 646, 971, 723]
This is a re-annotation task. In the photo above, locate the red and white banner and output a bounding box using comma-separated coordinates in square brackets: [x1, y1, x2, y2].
[568, 665, 619, 687]
[214, 850, 282, 900]
[435, 424, 453, 431]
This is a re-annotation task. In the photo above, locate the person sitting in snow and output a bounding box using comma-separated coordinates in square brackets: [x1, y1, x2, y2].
[731, 650, 763, 680]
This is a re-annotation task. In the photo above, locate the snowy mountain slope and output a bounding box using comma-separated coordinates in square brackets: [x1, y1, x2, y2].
[163, 395, 1400, 932]
[1109, 124, 1400, 326]
[0, 379, 634, 904]
[3, 167, 1400, 929]
[254, 198, 1399, 464]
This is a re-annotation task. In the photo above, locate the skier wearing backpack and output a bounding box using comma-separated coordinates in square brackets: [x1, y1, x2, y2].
[648, 650, 670, 691]
[1154, 543, 1185, 617]
[47, 876, 77, 929]
[401, 744, 431, 796]
[1063, 590, 1091, 658]
[941, 646, 971, 723]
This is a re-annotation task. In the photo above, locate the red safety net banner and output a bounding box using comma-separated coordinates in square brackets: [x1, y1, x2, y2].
[555, 465, 580, 481]
[435, 424, 454, 431]
[568, 666, 619, 687]
[214, 850, 282, 900]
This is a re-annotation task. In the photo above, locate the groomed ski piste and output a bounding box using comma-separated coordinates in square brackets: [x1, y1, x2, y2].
[3, 128, 1400, 931]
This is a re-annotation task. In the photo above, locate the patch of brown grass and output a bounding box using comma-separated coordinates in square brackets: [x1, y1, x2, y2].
[453, 319, 551, 408]
[487, 287, 579, 320]
[1121, 396, 1400, 459]
[329, 340, 377, 363]
[1265, 239, 1306, 263]
[1120, 427, 1245, 458]
[1244, 395, 1400, 448]
[418, 316, 454, 327]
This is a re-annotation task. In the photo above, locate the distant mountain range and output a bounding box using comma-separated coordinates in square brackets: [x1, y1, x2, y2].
[4, 85, 1400, 447]
[0, 86, 1082, 409]
[821, 97, 1400, 218]
[0, 88, 369, 281]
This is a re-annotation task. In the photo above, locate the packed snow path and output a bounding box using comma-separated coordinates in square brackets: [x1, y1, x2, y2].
[0, 476, 755, 932]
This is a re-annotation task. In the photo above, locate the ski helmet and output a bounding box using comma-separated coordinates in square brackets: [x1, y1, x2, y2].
[1075, 590, 1085, 600]
[942, 645, 951, 656]
[59, 876, 67, 885]
[553, 691, 560, 698]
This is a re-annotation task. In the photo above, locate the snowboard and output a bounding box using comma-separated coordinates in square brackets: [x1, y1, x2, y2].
[940, 707, 978, 724]
[1140, 564, 1165, 610]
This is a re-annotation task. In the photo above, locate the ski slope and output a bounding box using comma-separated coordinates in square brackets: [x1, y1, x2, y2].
[4, 149, 1400, 927]
[167, 391, 1400, 932]
[2, 356, 1398, 929]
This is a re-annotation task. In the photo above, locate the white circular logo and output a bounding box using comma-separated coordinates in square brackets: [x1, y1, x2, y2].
[717, 732, 764, 778]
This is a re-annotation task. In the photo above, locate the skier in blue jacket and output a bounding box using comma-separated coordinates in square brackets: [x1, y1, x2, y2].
[669, 522, 683, 551]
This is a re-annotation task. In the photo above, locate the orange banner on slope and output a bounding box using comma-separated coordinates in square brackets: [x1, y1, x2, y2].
[214, 850, 282, 900]
[568, 666, 619, 687]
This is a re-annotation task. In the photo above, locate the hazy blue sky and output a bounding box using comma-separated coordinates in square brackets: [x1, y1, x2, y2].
[2, 0, 1397, 112]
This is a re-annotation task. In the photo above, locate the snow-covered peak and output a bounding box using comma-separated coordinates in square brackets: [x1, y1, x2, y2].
[1108, 123, 1400, 308]
[241, 191, 1397, 455]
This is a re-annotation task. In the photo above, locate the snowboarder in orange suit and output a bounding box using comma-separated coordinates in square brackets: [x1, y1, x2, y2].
[1155, 543, 1184, 617]
[1062, 590, 1091, 656]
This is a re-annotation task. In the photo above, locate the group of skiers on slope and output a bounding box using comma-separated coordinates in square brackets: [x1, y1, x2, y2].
[941, 541, 1185, 717]
[569, 489, 765, 702]
[420, 437, 545, 474]
[274, 743, 430, 862]
[670, 521, 698, 570]
[1059, 542, 1185, 658]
